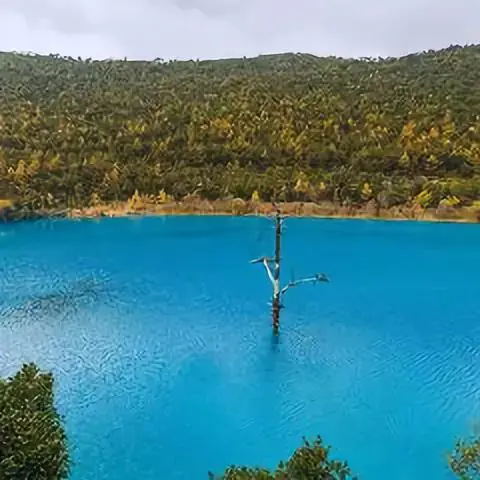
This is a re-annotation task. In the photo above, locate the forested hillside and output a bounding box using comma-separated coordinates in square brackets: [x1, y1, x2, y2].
[0, 45, 480, 215]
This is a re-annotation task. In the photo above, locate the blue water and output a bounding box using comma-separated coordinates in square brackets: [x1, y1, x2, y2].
[0, 216, 479, 479]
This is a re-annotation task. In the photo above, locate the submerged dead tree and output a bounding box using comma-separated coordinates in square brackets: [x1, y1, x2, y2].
[251, 208, 329, 335]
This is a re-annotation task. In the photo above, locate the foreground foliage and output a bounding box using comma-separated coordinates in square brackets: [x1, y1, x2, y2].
[450, 432, 480, 480]
[213, 437, 355, 479]
[0, 45, 480, 214]
[0, 363, 69, 479]
[0, 365, 478, 479]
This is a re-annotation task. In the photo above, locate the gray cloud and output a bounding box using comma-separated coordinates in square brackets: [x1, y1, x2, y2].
[0, 0, 479, 61]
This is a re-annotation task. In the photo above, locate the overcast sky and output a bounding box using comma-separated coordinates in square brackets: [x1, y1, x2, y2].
[0, 0, 479, 61]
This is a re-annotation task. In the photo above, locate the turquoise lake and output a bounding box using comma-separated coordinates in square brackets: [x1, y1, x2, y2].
[0, 216, 479, 479]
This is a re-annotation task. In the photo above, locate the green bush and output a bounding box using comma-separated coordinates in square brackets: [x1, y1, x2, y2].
[0, 363, 69, 479]
[449, 432, 480, 480]
[211, 436, 356, 479]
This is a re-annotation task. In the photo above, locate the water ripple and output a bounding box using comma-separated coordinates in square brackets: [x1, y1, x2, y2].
[0, 217, 479, 480]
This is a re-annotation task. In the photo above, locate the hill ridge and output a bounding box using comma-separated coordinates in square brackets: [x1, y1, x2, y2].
[0, 43, 479, 218]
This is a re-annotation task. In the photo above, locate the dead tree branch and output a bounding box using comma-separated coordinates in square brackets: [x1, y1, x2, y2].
[281, 273, 329, 295]
[251, 208, 328, 334]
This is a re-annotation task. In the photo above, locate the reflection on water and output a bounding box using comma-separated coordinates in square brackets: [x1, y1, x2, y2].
[0, 217, 479, 480]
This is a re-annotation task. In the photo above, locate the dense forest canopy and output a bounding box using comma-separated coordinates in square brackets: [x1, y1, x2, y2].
[0, 44, 480, 212]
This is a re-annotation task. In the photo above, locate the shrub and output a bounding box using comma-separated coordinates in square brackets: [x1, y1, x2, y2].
[212, 436, 356, 479]
[450, 432, 480, 480]
[0, 363, 69, 479]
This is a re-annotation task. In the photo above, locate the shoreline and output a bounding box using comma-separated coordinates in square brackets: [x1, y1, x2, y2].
[2, 199, 479, 224]
[68, 199, 479, 224]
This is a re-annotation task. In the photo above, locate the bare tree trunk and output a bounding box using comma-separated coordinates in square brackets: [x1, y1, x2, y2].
[272, 212, 281, 334]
